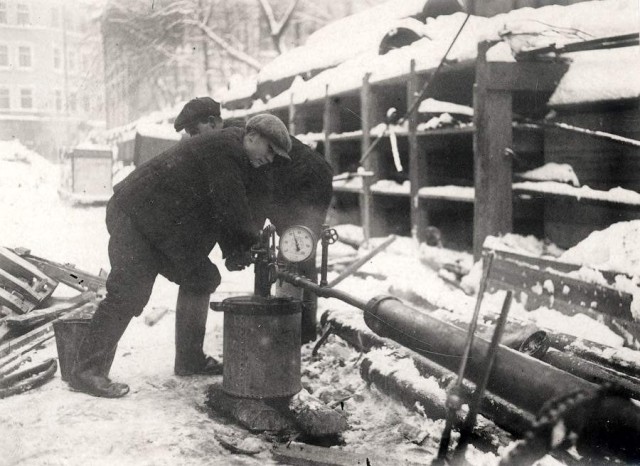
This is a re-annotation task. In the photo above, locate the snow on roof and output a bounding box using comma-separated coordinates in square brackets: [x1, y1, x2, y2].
[549, 46, 640, 106]
[257, 0, 428, 84]
[255, 0, 638, 110]
[216, 76, 258, 104]
[74, 143, 112, 152]
[136, 123, 182, 141]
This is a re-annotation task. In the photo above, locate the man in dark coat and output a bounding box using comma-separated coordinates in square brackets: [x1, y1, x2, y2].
[270, 136, 333, 343]
[70, 114, 291, 398]
[175, 100, 333, 343]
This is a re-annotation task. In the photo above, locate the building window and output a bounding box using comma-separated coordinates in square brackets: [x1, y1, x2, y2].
[20, 88, 33, 109]
[18, 46, 31, 67]
[0, 2, 7, 24]
[53, 48, 61, 70]
[51, 7, 60, 28]
[0, 44, 8, 67]
[55, 90, 62, 111]
[17, 3, 30, 25]
[0, 88, 9, 109]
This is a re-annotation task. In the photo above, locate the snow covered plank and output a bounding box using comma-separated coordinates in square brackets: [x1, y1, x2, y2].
[17, 252, 106, 293]
[5, 292, 95, 329]
[272, 442, 424, 466]
[513, 182, 640, 208]
[486, 252, 633, 319]
[0, 247, 57, 313]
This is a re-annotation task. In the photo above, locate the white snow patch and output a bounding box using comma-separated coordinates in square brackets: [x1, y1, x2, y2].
[528, 307, 625, 347]
[518, 162, 580, 187]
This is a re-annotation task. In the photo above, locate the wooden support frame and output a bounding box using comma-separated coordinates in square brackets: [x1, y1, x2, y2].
[473, 42, 568, 258]
[323, 87, 341, 172]
[408, 60, 429, 242]
[360, 73, 381, 242]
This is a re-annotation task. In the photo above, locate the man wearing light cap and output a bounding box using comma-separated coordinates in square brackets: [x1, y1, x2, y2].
[70, 113, 291, 398]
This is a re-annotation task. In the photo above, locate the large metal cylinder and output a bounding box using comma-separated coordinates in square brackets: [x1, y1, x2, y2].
[217, 296, 302, 399]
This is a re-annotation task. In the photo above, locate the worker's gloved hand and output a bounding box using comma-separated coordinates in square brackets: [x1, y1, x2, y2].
[225, 250, 252, 271]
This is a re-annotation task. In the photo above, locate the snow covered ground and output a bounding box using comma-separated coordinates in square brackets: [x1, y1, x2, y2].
[1, 140, 639, 465]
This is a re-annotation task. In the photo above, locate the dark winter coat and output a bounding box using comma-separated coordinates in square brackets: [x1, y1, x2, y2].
[111, 127, 262, 281]
[269, 136, 333, 237]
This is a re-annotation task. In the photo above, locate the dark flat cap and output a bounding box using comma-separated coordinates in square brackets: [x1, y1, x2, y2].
[174, 97, 221, 132]
[246, 114, 291, 161]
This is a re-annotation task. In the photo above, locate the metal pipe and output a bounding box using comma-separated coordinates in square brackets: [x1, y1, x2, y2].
[280, 272, 640, 459]
[322, 310, 535, 437]
[278, 271, 369, 311]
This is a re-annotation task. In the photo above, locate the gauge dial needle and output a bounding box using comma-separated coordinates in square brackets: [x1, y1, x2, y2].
[293, 233, 301, 252]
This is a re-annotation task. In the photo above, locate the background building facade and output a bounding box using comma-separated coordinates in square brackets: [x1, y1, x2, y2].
[0, 0, 104, 160]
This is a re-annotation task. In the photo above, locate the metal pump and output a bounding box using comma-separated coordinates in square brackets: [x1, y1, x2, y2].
[250, 224, 278, 297]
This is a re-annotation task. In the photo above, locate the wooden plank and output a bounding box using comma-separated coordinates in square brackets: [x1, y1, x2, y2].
[473, 43, 513, 259]
[489, 247, 630, 284]
[5, 292, 95, 328]
[323, 89, 341, 173]
[272, 442, 424, 466]
[0, 268, 41, 302]
[18, 253, 106, 292]
[0, 247, 57, 288]
[0, 287, 33, 314]
[0, 321, 53, 359]
[360, 73, 378, 242]
[486, 257, 634, 321]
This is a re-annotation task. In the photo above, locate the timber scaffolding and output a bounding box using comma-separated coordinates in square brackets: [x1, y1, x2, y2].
[221, 12, 640, 256]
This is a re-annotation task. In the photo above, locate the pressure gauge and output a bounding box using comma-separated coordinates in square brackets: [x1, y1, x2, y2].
[279, 225, 317, 263]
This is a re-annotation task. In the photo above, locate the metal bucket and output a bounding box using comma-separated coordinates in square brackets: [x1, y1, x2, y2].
[217, 296, 301, 399]
[52, 306, 101, 382]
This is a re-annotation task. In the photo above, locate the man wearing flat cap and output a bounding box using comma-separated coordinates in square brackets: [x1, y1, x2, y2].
[177, 100, 332, 343]
[174, 96, 223, 137]
[70, 113, 291, 398]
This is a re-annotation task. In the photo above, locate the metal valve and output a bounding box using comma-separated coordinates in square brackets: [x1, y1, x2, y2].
[251, 224, 278, 297]
[320, 224, 339, 287]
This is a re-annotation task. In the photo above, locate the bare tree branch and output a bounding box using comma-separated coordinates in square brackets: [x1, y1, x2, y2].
[185, 18, 262, 70]
[257, 0, 301, 53]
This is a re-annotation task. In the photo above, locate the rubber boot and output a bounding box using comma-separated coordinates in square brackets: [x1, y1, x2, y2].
[174, 287, 222, 376]
[70, 310, 131, 398]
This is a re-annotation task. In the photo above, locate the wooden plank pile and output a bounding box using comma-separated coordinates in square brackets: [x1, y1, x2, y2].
[0, 247, 106, 397]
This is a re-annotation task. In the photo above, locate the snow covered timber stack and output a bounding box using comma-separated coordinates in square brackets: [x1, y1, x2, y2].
[220, 0, 640, 254]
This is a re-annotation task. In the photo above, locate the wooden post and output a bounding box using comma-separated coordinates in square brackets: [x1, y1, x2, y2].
[408, 60, 428, 243]
[473, 42, 513, 259]
[323, 86, 341, 172]
[360, 73, 380, 242]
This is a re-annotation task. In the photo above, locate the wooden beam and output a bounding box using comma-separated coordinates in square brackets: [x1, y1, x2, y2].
[360, 73, 380, 242]
[407, 60, 429, 243]
[473, 43, 514, 259]
[323, 88, 341, 172]
[483, 61, 568, 91]
[0, 247, 57, 288]
[0, 321, 53, 359]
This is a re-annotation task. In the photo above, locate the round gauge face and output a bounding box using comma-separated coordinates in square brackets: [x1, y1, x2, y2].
[279, 225, 317, 263]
